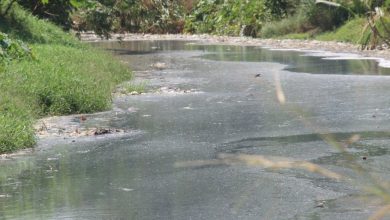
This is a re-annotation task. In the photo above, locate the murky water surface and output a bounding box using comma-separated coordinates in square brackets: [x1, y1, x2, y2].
[1, 41, 390, 219]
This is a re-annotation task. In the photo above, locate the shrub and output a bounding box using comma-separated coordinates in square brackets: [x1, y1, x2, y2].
[260, 12, 312, 38]
[17, 0, 75, 30]
[301, 0, 349, 31]
[0, 32, 32, 63]
[185, 0, 271, 37]
[0, 0, 77, 44]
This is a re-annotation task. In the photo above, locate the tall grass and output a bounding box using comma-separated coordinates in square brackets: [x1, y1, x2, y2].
[0, 1, 133, 153]
[259, 13, 312, 38]
[4, 45, 132, 116]
[0, 1, 76, 45]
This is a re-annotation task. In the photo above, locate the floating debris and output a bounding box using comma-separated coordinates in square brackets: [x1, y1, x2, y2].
[120, 188, 134, 192]
[152, 62, 167, 70]
[315, 201, 325, 208]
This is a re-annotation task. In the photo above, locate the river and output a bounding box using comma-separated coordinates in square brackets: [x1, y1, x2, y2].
[1, 40, 390, 219]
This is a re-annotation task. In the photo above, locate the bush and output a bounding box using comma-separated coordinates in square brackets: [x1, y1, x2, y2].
[0, 0, 77, 44]
[17, 0, 75, 30]
[73, 0, 186, 37]
[300, 0, 349, 31]
[260, 12, 311, 38]
[185, 0, 271, 37]
[0, 32, 32, 63]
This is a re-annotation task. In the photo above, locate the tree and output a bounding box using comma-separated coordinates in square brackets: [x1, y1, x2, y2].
[17, 0, 77, 30]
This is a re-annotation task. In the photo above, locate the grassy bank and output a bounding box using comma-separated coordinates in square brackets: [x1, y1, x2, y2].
[0, 2, 133, 153]
[261, 16, 367, 44]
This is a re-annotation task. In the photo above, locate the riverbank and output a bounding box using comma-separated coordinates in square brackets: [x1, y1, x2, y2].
[7, 31, 390, 155]
[81, 33, 390, 64]
[0, 2, 135, 154]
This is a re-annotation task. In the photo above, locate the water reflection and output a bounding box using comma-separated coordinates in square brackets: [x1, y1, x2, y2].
[93, 40, 390, 75]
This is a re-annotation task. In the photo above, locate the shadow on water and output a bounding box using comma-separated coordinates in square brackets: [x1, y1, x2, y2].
[218, 131, 390, 152]
[217, 131, 390, 169]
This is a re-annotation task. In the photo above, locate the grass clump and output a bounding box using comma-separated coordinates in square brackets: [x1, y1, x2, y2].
[123, 82, 147, 94]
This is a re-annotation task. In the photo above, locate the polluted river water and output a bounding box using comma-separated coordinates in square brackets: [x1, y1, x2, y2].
[1, 41, 390, 219]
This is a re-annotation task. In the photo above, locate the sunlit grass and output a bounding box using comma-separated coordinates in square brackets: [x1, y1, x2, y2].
[0, 1, 134, 153]
[0, 44, 133, 153]
[122, 81, 147, 94]
[316, 17, 366, 43]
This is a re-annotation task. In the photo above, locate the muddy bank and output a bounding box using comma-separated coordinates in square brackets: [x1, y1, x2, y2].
[80, 32, 390, 62]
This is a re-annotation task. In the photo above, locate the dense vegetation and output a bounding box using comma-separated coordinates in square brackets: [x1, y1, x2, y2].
[185, 0, 390, 48]
[0, 1, 133, 153]
[10, 0, 390, 48]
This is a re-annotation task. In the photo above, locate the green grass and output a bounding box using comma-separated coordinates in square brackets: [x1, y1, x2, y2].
[259, 13, 311, 38]
[123, 82, 147, 94]
[259, 15, 366, 45]
[0, 1, 134, 153]
[315, 17, 366, 43]
[4, 45, 132, 116]
[0, 1, 77, 45]
[0, 44, 133, 153]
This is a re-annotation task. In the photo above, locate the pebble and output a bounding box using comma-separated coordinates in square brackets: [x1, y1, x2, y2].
[315, 201, 325, 208]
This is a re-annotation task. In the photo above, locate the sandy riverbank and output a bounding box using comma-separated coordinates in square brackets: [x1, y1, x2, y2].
[80, 32, 390, 63]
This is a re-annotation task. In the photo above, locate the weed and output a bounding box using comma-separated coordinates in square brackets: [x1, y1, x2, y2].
[122, 81, 147, 94]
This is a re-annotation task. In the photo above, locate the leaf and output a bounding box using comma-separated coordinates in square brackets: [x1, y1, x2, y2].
[315, 0, 341, 7]
[70, 0, 82, 8]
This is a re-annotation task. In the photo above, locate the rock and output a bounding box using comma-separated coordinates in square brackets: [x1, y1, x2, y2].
[80, 115, 87, 121]
[94, 128, 112, 135]
[315, 201, 325, 208]
[152, 62, 167, 70]
[130, 91, 139, 95]
[93, 128, 125, 136]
